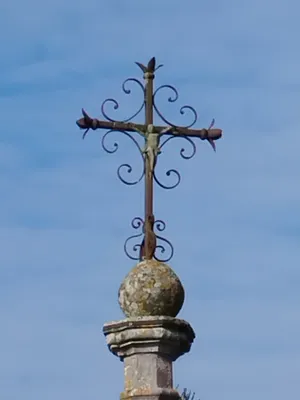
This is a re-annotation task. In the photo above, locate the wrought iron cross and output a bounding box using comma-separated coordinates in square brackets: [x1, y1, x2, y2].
[76, 57, 222, 262]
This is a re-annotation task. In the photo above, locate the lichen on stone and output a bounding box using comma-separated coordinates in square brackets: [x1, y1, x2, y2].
[118, 259, 185, 318]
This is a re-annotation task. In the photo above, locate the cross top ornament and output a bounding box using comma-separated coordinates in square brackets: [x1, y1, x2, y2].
[76, 57, 222, 262]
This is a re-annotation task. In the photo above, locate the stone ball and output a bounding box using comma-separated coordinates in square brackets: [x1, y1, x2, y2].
[118, 259, 185, 318]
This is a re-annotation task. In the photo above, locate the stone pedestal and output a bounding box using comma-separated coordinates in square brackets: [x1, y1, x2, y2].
[103, 316, 195, 400]
[103, 259, 195, 400]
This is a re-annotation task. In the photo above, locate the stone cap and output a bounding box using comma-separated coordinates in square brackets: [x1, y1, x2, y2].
[103, 316, 195, 362]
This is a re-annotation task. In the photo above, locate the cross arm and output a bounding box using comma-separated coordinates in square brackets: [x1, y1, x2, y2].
[76, 109, 148, 138]
[159, 125, 222, 141]
[76, 109, 222, 142]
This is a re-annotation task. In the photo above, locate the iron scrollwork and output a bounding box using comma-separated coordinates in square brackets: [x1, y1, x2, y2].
[101, 78, 145, 123]
[101, 129, 145, 185]
[153, 84, 198, 129]
[151, 82, 205, 191]
[153, 135, 197, 190]
[98, 77, 146, 186]
[124, 217, 174, 263]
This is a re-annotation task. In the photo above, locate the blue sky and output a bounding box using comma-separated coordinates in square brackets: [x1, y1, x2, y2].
[0, 0, 299, 399]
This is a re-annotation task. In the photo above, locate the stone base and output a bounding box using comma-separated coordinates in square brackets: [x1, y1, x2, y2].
[103, 316, 195, 400]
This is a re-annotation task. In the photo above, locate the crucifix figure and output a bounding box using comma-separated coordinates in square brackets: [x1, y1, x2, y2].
[76, 57, 222, 262]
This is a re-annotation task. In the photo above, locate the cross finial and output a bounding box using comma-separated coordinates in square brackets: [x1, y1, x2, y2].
[76, 57, 222, 262]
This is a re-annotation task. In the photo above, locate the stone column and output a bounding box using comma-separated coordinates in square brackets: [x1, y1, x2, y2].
[103, 259, 195, 400]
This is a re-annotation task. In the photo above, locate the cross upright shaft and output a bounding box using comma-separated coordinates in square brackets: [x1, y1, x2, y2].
[142, 58, 155, 261]
[76, 57, 222, 262]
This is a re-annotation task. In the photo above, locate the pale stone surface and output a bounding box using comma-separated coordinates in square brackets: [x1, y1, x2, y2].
[118, 260, 185, 318]
[103, 316, 195, 400]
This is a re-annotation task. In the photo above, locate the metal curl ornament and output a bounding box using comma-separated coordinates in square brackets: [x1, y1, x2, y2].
[101, 129, 145, 185]
[101, 77, 145, 123]
[153, 219, 174, 262]
[124, 217, 174, 262]
[153, 219, 166, 232]
[153, 168, 181, 190]
[153, 236, 174, 263]
[151, 135, 197, 190]
[160, 135, 197, 160]
[124, 217, 144, 260]
[153, 84, 198, 129]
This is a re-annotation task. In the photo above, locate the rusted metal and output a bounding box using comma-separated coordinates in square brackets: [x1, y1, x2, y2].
[77, 111, 222, 141]
[76, 57, 223, 262]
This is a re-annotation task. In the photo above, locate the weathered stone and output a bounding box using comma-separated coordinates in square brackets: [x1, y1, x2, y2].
[118, 260, 185, 318]
[103, 316, 195, 400]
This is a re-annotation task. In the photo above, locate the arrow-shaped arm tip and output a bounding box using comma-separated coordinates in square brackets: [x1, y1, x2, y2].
[206, 128, 222, 152]
[76, 118, 87, 129]
[76, 108, 91, 129]
[206, 128, 222, 140]
[76, 109, 99, 139]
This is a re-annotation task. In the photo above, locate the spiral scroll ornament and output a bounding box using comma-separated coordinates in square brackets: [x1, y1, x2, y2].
[124, 217, 174, 262]
[101, 78, 145, 123]
[153, 84, 198, 129]
[101, 129, 145, 185]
